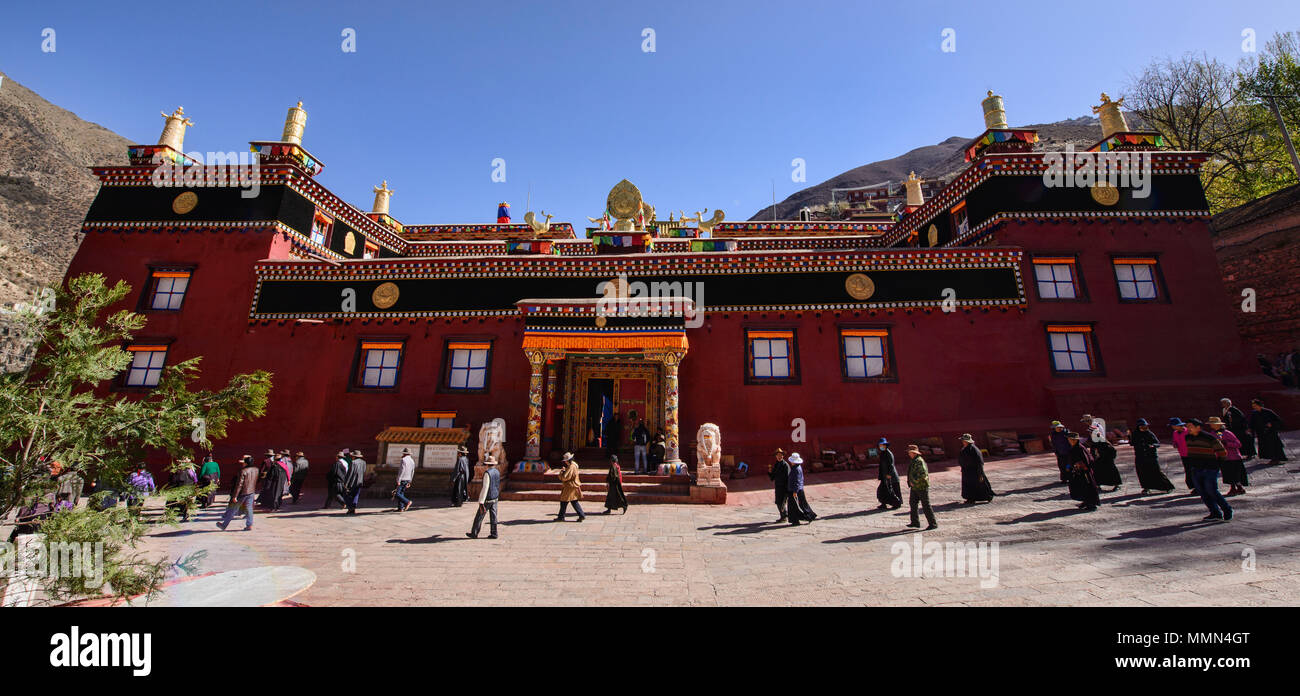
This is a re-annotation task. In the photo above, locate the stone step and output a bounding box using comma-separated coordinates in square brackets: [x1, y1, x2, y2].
[497, 490, 691, 504]
[506, 481, 689, 495]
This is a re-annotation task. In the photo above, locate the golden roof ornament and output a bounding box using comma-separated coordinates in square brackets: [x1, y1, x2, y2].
[282, 101, 307, 145]
[158, 106, 193, 151]
[904, 171, 925, 207]
[981, 90, 1008, 130]
[605, 179, 643, 231]
[372, 181, 394, 215]
[524, 210, 553, 236]
[696, 210, 725, 235]
[1092, 92, 1129, 139]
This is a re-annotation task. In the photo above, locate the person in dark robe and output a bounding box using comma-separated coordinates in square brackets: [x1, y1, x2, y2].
[1049, 421, 1071, 483]
[289, 451, 309, 504]
[1209, 417, 1248, 496]
[649, 433, 666, 471]
[449, 445, 471, 506]
[197, 455, 221, 508]
[323, 451, 348, 509]
[603, 454, 628, 514]
[1087, 437, 1122, 491]
[769, 448, 790, 522]
[165, 457, 198, 522]
[875, 438, 902, 510]
[956, 434, 995, 503]
[1220, 398, 1255, 459]
[257, 449, 287, 511]
[1129, 418, 1174, 494]
[785, 453, 816, 524]
[606, 414, 623, 456]
[1248, 398, 1288, 465]
[343, 449, 368, 514]
[1065, 432, 1100, 511]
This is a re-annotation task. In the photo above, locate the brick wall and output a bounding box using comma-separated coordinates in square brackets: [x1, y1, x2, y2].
[1213, 185, 1300, 359]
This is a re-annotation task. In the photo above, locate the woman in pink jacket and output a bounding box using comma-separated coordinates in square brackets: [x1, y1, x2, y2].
[1169, 417, 1194, 493]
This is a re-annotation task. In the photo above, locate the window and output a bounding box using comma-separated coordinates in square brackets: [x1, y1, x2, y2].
[357, 341, 403, 388]
[1046, 325, 1098, 374]
[310, 211, 333, 247]
[950, 200, 970, 238]
[746, 330, 798, 383]
[841, 328, 892, 380]
[363, 241, 379, 260]
[1113, 258, 1160, 300]
[1031, 257, 1080, 300]
[446, 342, 491, 390]
[147, 269, 191, 310]
[124, 344, 169, 387]
[420, 410, 456, 428]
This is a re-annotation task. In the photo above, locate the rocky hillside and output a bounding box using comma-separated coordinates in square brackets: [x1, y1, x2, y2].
[750, 116, 1142, 220]
[0, 71, 130, 370]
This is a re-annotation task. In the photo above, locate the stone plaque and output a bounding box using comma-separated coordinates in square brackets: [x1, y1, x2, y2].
[422, 444, 459, 470]
[384, 443, 419, 468]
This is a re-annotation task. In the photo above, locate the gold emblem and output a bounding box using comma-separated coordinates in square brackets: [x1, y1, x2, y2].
[371, 282, 400, 309]
[595, 315, 608, 328]
[845, 273, 875, 300]
[606, 179, 644, 231]
[344, 231, 357, 254]
[1091, 184, 1120, 206]
[172, 191, 198, 214]
[927, 224, 939, 247]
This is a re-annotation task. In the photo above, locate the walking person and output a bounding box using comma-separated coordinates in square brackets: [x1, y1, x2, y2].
[343, 449, 368, 515]
[218, 455, 259, 531]
[449, 445, 471, 506]
[165, 456, 199, 522]
[1087, 433, 1122, 491]
[466, 457, 500, 539]
[289, 451, 310, 504]
[197, 454, 221, 509]
[1169, 417, 1194, 493]
[554, 452, 586, 522]
[394, 448, 415, 512]
[904, 444, 937, 530]
[1221, 398, 1255, 460]
[1209, 417, 1248, 496]
[957, 434, 995, 504]
[875, 438, 902, 510]
[1184, 419, 1232, 521]
[1129, 418, 1174, 494]
[631, 419, 650, 474]
[785, 452, 816, 525]
[1065, 431, 1100, 511]
[257, 449, 287, 512]
[769, 448, 790, 522]
[1248, 398, 1289, 465]
[277, 450, 293, 497]
[1049, 420, 1071, 483]
[603, 454, 628, 514]
[324, 450, 348, 509]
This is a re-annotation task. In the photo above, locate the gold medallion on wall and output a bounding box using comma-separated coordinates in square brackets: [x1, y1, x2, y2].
[927, 224, 939, 247]
[1090, 184, 1120, 206]
[595, 315, 608, 328]
[845, 273, 875, 300]
[172, 191, 199, 214]
[371, 282, 400, 309]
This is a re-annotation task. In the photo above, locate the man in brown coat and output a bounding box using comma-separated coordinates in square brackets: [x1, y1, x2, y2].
[218, 455, 260, 531]
[554, 452, 586, 522]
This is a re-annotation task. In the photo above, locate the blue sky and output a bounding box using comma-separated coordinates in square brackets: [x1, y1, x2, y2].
[2, 0, 1294, 225]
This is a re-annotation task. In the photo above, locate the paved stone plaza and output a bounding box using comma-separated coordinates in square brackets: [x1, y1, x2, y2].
[140, 432, 1300, 606]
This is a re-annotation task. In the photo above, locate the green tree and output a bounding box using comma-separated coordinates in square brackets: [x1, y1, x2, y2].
[1, 273, 271, 603]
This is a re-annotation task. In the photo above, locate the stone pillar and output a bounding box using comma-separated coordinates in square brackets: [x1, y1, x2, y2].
[661, 350, 686, 466]
[524, 350, 546, 467]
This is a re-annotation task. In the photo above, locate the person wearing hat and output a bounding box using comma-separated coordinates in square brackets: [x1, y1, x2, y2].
[1064, 431, 1100, 511]
[1129, 418, 1174, 494]
[554, 452, 586, 522]
[785, 452, 815, 524]
[603, 454, 629, 515]
[467, 454, 501, 539]
[276, 449, 294, 497]
[904, 444, 937, 529]
[876, 438, 902, 510]
[1168, 417, 1194, 493]
[1220, 398, 1255, 460]
[394, 447, 416, 512]
[342, 449, 368, 515]
[323, 450, 349, 509]
[197, 453, 222, 508]
[1049, 421, 1071, 484]
[1184, 418, 1232, 521]
[1087, 428, 1122, 492]
[1207, 417, 1247, 496]
[1248, 398, 1288, 466]
[218, 455, 260, 531]
[289, 451, 310, 504]
[957, 434, 995, 504]
[768, 448, 790, 522]
[257, 448, 288, 512]
[449, 445, 471, 506]
[165, 455, 199, 522]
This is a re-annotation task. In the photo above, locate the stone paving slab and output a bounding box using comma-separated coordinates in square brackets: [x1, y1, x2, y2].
[135, 432, 1300, 606]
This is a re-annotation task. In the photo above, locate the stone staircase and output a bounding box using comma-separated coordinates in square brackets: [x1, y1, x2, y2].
[500, 468, 693, 504]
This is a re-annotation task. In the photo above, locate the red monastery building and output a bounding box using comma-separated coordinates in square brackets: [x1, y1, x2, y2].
[63, 95, 1290, 502]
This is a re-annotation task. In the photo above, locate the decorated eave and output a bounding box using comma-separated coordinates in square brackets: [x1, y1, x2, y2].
[1088, 131, 1168, 153]
[374, 426, 469, 445]
[963, 128, 1040, 162]
[249, 140, 324, 176]
[881, 150, 1211, 247]
[711, 221, 893, 238]
[401, 223, 577, 241]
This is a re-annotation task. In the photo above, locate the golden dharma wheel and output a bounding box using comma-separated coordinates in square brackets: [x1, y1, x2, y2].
[845, 273, 876, 300]
[371, 282, 400, 309]
[606, 179, 644, 221]
[172, 191, 199, 214]
[1091, 184, 1120, 206]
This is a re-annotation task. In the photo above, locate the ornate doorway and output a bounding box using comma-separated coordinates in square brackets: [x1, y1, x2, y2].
[563, 358, 663, 452]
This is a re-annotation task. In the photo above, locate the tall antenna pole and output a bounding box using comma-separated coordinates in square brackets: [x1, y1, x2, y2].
[1260, 94, 1300, 177]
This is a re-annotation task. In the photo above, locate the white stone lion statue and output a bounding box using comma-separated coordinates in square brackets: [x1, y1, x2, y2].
[696, 423, 721, 468]
[478, 418, 507, 468]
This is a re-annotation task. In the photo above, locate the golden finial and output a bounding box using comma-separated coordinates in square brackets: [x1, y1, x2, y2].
[1092, 92, 1129, 139]
[372, 181, 395, 215]
[282, 101, 307, 145]
[904, 171, 925, 207]
[158, 106, 194, 151]
[981, 90, 1008, 130]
